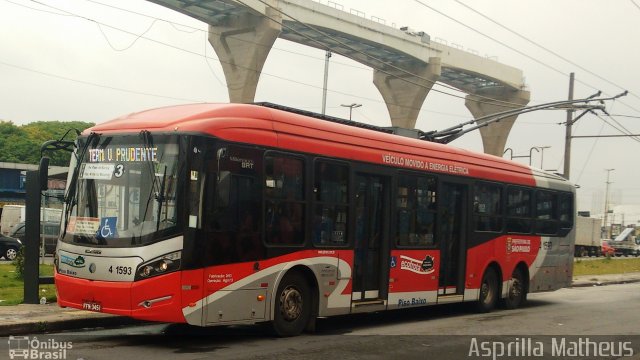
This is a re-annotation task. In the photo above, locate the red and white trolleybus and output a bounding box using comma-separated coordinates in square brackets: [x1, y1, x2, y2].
[55, 103, 575, 336]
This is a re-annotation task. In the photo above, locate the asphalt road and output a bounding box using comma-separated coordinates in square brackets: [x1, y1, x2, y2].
[2, 283, 639, 360]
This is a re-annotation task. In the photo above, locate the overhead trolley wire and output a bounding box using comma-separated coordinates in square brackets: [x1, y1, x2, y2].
[417, 0, 640, 137]
[452, 0, 640, 114]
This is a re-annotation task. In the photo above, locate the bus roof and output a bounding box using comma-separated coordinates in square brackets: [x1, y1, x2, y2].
[88, 103, 569, 187]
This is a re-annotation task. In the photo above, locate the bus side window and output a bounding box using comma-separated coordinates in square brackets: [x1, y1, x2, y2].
[264, 154, 305, 245]
[395, 174, 437, 247]
[473, 182, 503, 232]
[535, 190, 558, 235]
[313, 161, 349, 246]
[557, 192, 574, 236]
[506, 187, 533, 234]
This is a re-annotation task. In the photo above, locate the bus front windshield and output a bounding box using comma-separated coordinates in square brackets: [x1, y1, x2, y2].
[62, 134, 183, 247]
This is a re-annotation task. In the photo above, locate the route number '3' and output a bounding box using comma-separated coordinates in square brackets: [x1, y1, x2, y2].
[114, 164, 124, 178]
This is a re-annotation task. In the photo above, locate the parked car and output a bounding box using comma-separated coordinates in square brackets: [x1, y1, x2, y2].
[9, 221, 60, 255]
[601, 240, 615, 257]
[0, 234, 22, 260]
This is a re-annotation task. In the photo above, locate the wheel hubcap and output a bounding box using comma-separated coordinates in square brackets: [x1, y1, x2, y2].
[481, 281, 492, 303]
[509, 278, 522, 300]
[280, 286, 303, 322]
[6, 249, 17, 260]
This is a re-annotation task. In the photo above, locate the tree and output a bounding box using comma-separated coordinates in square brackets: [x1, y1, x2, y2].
[0, 121, 94, 166]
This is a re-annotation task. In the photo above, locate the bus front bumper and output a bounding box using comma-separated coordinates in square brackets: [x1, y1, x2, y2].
[55, 270, 187, 323]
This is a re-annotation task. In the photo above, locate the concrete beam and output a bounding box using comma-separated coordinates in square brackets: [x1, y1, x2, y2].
[208, 8, 282, 103]
[373, 58, 441, 129]
[464, 88, 531, 156]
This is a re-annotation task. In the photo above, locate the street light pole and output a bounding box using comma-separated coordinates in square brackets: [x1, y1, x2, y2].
[340, 103, 362, 120]
[321, 50, 331, 115]
[536, 146, 551, 169]
[603, 168, 615, 239]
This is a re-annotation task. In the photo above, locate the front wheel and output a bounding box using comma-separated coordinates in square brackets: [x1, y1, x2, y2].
[5, 247, 18, 261]
[476, 268, 499, 313]
[502, 268, 527, 310]
[272, 272, 311, 337]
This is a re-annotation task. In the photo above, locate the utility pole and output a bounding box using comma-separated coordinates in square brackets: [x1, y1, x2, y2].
[563, 72, 575, 179]
[603, 168, 615, 239]
[321, 50, 331, 115]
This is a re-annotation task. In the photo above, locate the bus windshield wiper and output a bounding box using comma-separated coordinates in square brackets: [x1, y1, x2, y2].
[138, 130, 163, 239]
[155, 165, 167, 232]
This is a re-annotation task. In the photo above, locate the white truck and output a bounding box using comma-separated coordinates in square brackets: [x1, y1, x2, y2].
[609, 227, 640, 257]
[0, 205, 62, 236]
[574, 216, 603, 257]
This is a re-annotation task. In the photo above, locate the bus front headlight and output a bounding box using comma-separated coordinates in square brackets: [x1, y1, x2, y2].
[135, 251, 181, 280]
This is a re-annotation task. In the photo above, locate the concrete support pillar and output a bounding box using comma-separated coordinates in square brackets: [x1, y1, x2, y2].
[373, 58, 441, 129]
[208, 9, 282, 103]
[464, 88, 530, 156]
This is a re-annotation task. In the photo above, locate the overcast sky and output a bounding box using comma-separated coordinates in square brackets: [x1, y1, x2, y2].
[1, 0, 639, 219]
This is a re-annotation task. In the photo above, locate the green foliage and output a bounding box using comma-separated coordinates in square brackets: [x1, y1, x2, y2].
[11, 247, 25, 280]
[0, 120, 94, 166]
[0, 263, 56, 305]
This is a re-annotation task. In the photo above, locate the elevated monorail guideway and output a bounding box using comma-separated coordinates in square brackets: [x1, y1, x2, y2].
[147, 0, 530, 156]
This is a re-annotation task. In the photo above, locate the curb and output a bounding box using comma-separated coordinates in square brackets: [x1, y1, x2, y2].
[571, 278, 640, 288]
[0, 316, 143, 337]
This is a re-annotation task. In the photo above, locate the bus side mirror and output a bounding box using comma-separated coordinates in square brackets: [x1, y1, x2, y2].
[38, 157, 50, 191]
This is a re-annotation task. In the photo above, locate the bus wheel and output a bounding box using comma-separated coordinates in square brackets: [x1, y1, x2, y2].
[273, 272, 311, 337]
[503, 268, 526, 310]
[476, 268, 498, 313]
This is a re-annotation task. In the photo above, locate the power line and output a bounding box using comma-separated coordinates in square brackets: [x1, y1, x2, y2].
[453, 0, 640, 110]
[593, 113, 640, 143]
[609, 114, 640, 119]
[96, 18, 159, 52]
[631, 0, 640, 11]
[417, 0, 640, 138]
[0, 58, 206, 102]
[83, 0, 371, 71]
[575, 120, 605, 184]
[5, 0, 473, 119]
[412, 0, 568, 78]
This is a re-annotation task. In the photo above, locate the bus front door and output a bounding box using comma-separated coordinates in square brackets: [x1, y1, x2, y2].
[352, 173, 389, 308]
[437, 181, 467, 302]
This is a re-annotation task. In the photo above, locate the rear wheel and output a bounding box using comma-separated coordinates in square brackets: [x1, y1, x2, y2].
[476, 268, 499, 313]
[580, 248, 589, 257]
[272, 272, 311, 337]
[5, 247, 18, 261]
[502, 268, 527, 310]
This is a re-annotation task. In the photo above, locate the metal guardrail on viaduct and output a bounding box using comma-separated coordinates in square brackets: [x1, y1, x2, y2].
[148, 0, 531, 156]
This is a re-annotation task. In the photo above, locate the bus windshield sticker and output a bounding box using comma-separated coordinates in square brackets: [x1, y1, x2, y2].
[96, 217, 118, 239]
[67, 216, 101, 235]
[81, 163, 115, 180]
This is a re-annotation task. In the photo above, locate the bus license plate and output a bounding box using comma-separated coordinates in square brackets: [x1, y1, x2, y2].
[82, 301, 102, 312]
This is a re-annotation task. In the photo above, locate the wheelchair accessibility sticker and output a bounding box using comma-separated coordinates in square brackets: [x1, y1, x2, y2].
[96, 217, 118, 239]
